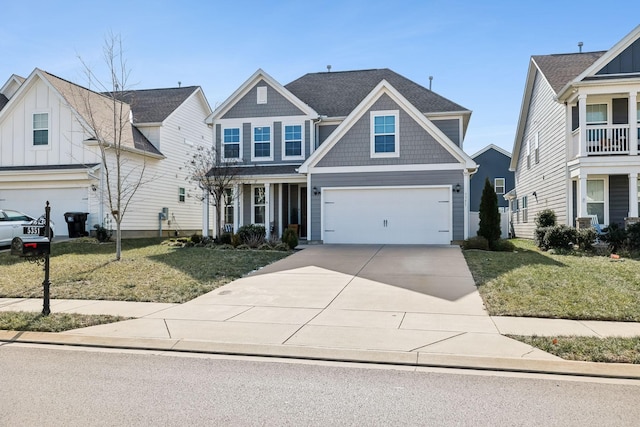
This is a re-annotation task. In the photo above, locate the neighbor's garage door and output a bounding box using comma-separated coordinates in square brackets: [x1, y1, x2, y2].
[0, 188, 89, 236]
[322, 186, 451, 244]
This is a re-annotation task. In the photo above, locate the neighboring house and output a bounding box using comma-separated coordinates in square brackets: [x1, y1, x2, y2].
[468, 144, 513, 237]
[206, 68, 477, 244]
[510, 25, 640, 239]
[0, 68, 212, 237]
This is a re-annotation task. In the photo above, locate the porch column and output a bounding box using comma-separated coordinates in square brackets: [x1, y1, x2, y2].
[578, 175, 588, 218]
[202, 190, 210, 237]
[278, 184, 283, 238]
[234, 184, 240, 232]
[578, 94, 588, 157]
[630, 93, 638, 156]
[265, 184, 271, 239]
[630, 172, 639, 217]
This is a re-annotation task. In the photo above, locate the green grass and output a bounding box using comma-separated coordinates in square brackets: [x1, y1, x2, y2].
[0, 238, 290, 303]
[0, 311, 128, 333]
[463, 239, 640, 321]
[510, 335, 640, 364]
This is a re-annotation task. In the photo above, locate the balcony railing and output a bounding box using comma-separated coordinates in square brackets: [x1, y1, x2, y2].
[571, 124, 640, 157]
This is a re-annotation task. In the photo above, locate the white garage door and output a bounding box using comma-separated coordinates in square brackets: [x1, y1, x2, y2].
[0, 188, 90, 237]
[322, 186, 451, 244]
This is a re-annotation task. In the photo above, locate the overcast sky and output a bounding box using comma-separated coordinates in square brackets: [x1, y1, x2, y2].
[2, 0, 639, 155]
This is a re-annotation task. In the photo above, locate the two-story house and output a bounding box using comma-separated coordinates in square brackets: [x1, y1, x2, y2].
[206, 68, 477, 244]
[510, 25, 640, 238]
[0, 68, 212, 237]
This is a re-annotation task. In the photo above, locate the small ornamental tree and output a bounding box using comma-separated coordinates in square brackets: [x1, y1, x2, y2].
[478, 177, 501, 249]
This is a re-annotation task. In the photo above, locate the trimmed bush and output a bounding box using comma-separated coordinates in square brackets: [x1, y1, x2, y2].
[190, 233, 202, 244]
[534, 226, 552, 250]
[237, 224, 265, 248]
[273, 242, 290, 251]
[535, 209, 557, 228]
[218, 232, 233, 245]
[281, 228, 299, 250]
[543, 225, 577, 250]
[492, 239, 516, 252]
[462, 236, 490, 250]
[602, 223, 627, 253]
[626, 222, 640, 251]
[576, 228, 597, 251]
[258, 243, 273, 251]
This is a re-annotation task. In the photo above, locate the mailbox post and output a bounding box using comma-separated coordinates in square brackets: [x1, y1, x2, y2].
[10, 201, 52, 315]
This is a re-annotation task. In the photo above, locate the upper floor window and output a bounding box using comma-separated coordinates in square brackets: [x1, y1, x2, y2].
[283, 124, 303, 159]
[223, 127, 241, 160]
[252, 126, 272, 160]
[534, 132, 540, 164]
[586, 104, 607, 125]
[371, 111, 399, 158]
[494, 178, 505, 195]
[526, 138, 531, 169]
[33, 113, 49, 146]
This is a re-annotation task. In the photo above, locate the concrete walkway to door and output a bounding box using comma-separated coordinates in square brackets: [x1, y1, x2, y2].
[54, 244, 559, 361]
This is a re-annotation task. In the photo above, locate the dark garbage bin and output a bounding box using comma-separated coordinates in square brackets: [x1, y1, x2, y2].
[64, 212, 89, 238]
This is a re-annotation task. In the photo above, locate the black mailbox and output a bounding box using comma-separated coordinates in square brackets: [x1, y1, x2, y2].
[11, 236, 51, 258]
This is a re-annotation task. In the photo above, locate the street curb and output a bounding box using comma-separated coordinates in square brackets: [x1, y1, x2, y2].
[2, 330, 639, 380]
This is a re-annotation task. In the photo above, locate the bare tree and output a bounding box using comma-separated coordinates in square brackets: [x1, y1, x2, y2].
[185, 145, 244, 237]
[76, 33, 147, 260]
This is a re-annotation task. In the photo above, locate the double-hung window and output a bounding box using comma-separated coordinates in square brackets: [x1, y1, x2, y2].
[371, 111, 399, 157]
[283, 124, 303, 159]
[494, 178, 505, 195]
[33, 113, 49, 146]
[253, 186, 266, 225]
[223, 128, 241, 160]
[253, 126, 271, 160]
[224, 188, 234, 225]
[587, 179, 605, 224]
[534, 132, 539, 164]
[178, 187, 186, 202]
[522, 196, 528, 223]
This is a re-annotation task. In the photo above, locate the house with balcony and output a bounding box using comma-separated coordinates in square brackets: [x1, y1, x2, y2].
[205, 68, 477, 244]
[509, 25, 640, 238]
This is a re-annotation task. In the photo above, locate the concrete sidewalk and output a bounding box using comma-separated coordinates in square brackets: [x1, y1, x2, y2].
[2, 244, 640, 378]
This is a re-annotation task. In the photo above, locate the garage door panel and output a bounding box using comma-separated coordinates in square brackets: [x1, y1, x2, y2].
[323, 187, 451, 245]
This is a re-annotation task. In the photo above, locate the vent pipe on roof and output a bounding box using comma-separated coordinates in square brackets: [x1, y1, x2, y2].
[326, 65, 332, 72]
[578, 42, 583, 53]
[429, 76, 433, 91]
[178, 81, 181, 88]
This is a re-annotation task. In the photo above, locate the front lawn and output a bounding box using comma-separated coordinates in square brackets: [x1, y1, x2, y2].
[0, 238, 290, 303]
[0, 312, 128, 333]
[463, 239, 640, 321]
[510, 335, 640, 364]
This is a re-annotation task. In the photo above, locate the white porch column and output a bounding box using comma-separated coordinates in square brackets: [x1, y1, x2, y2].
[579, 175, 588, 218]
[630, 93, 638, 156]
[265, 184, 271, 239]
[278, 184, 283, 238]
[578, 94, 588, 157]
[234, 184, 240, 232]
[629, 172, 639, 217]
[463, 169, 470, 239]
[202, 191, 210, 237]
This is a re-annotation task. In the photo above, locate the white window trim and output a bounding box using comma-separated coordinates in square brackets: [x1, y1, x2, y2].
[224, 188, 234, 225]
[178, 187, 186, 203]
[251, 124, 273, 161]
[32, 111, 50, 150]
[494, 178, 505, 195]
[222, 126, 242, 162]
[257, 86, 267, 104]
[251, 185, 266, 225]
[281, 122, 305, 161]
[370, 110, 400, 158]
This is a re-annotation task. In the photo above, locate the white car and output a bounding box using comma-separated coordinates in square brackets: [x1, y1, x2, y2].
[0, 209, 55, 246]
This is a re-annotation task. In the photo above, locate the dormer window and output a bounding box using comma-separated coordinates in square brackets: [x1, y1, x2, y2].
[33, 112, 49, 146]
[370, 110, 399, 158]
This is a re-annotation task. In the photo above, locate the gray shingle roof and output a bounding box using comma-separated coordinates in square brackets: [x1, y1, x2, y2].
[532, 51, 605, 94]
[108, 86, 199, 123]
[0, 163, 99, 171]
[222, 164, 300, 177]
[285, 68, 468, 117]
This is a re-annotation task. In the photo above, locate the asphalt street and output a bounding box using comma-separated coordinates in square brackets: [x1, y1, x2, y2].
[1, 344, 639, 426]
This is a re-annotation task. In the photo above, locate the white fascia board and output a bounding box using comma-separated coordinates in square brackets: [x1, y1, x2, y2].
[471, 144, 511, 159]
[300, 80, 477, 173]
[231, 174, 307, 184]
[206, 69, 317, 122]
[307, 163, 465, 174]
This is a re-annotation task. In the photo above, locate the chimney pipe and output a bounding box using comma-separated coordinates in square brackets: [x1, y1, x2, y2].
[428, 76, 433, 91]
[578, 42, 583, 53]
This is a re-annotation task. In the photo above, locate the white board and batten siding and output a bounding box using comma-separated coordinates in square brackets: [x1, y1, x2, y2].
[321, 186, 452, 244]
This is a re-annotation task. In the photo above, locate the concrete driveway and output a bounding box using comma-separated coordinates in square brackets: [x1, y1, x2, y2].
[67, 245, 558, 361]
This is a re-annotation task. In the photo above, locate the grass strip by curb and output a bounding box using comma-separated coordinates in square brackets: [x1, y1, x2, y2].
[0, 311, 129, 333]
[510, 335, 640, 364]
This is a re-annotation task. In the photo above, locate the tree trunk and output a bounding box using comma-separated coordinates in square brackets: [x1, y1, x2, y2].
[116, 220, 122, 261]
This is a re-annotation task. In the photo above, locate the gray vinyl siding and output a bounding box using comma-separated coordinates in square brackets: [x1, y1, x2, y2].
[273, 121, 282, 161]
[221, 81, 306, 119]
[470, 149, 513, 210]
[317, 94, 456, 167]
[432, 118, 460, 146]
[309, 170, 465, 241]
[242, 184, 251, 225]
[609, 175, 629, 227]
[318, 124, 339, 146]
[513, 69, 567, 239]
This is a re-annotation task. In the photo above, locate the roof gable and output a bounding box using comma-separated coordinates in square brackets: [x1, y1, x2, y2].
[532, 52, 604, 94]
[107, 86, 204, 123]
[207, 69, 317, 122]
[470, 144, 511, 159]
[300, 79, 476, 173]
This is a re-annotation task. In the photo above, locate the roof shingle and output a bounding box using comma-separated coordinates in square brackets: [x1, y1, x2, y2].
[108, 86, 199, 123]
[532, 51, 605, 94]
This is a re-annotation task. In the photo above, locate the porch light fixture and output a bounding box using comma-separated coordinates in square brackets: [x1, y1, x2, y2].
[313, 186, 320, 195]
[453, 183, 461, 193]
